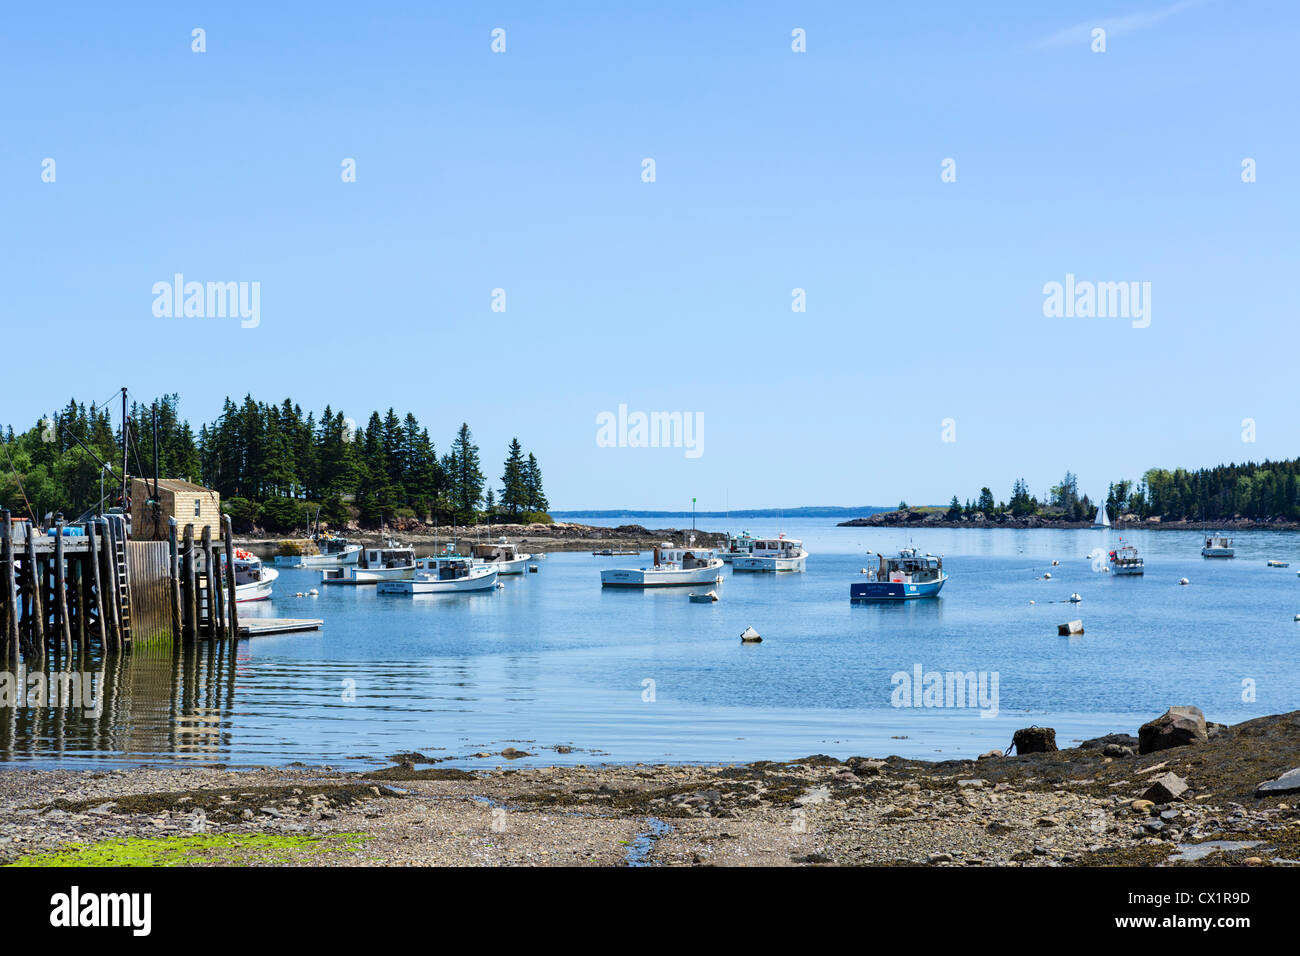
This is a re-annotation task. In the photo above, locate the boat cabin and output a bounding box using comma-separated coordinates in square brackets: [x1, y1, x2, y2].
[865, 548, 943, 584]
[360, 546, 416, 569]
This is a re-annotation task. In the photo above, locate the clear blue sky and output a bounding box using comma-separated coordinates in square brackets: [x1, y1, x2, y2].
[3, 1, 1297, 511]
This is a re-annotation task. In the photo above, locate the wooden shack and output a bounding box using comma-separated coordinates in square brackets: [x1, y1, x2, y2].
[131, 478, 222, 541]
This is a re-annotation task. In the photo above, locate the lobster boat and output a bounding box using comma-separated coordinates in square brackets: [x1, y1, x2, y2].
[850, 549, 946, 601]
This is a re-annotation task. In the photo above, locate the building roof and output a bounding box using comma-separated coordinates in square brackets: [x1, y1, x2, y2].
[134, 478, 218, 495]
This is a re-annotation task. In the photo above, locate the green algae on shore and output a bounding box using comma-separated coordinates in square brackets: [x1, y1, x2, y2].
[5, 832, 369, 868]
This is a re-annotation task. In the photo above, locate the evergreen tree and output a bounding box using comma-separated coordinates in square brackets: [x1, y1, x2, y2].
[523, 452, 548, 514]
[500, 438, 528, 516]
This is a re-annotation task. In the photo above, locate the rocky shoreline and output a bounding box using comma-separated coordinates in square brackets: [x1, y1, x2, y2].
[2, 708, 1296, 867]
[839, 509, 1300, 531]
[236, 521, 727, 556]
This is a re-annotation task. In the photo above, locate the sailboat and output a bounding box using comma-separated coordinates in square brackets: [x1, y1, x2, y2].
[1091, 505, 1110, 529]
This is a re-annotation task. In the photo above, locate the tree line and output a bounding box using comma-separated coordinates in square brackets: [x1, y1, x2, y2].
[945, 460, 1300, 522]
[0, 394, 549, 532]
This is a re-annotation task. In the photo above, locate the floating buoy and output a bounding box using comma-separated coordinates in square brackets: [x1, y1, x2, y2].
[295, 592, 304, 598]
[1051, 560, 1060, 566]
[1179, 578, 1189, 586]
[1294, 614, 1300, 622]
[528, 564, 539, 573]
[740, 626, 762, 643]
[689, 590, 718, 604]
[309, 588, 318, 596]
[1043, 572, 1052, 580]
[1069, 593, 1082, 603]
[1029, 600, 1036, 605]
[1058, 619, 1084, 636]
[860, 568, 868, 574]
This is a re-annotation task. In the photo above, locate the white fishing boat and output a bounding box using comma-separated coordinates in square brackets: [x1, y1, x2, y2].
[600, 542, 724, 588]
[720, 531, 756, 564]
[1109, 544, 1144, 576]
[732, 536, 807, 572]
[1201, 534, 1234, 558]
[1091, 505, 1110, 529]
[274, 534, 362, 568]
[378, 553, 498, 594]
[471, 537, 532, 575]
[229, 549, 278, 602]
[320, 544, 416, 586]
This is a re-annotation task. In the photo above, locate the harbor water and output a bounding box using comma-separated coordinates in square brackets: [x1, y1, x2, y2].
[2, 519, 1298, 768]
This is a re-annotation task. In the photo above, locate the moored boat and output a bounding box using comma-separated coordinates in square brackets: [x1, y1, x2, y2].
[1202, 534, 1234, 558]
[720, 531, 756, 564]
[1109, 544, 1145, 575]
[229, 549, 278, 602]
[850, 549, 946, 601]
[600, 542, 724, 588]
[274, 534, 362, 568]
[471, 537, 532, 575]
[320, 544, 417, 585]
[732, 536, 807, 572]
[378, 553, 498, 594]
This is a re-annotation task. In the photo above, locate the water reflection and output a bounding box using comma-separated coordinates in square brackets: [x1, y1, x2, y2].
[0, 642, 238, 764]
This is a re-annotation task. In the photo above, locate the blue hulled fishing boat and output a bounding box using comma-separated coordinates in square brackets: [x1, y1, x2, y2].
[850, 548, 947, 601]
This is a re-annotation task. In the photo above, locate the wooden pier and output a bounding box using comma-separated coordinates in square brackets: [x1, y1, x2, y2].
[239, 618, 323, 637]
[0, 509, 243, 661]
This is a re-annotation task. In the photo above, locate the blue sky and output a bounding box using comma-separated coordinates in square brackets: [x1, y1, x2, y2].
[3, 1, 1297, 510]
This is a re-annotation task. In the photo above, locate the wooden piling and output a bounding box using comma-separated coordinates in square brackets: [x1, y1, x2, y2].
[223, 515, 239, 639]
[200, 525, 213, 638]
[211, 541, 227, 641]
[85, 520, 107, 652]
[2, 510, 18, 658]
[182, 523, 197, 643]
[100, 519, 122, 651]
[23, 531, 44, 654]
[168, 518, 182, 641]
[53, 519, 72, 656]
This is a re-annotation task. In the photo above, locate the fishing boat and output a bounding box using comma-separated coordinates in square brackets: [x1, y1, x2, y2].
[1109, 544, 1145, 576]
[592, 548, 640, 556]
[320, 544, 417, 585]
[732, 536, 807, 572]
[228, 549, 278, 602]
[720, 531, 756, 564]
[850, 548, 946, 601]
[600, 542, 724, 588]
[471, 537, 532, 575]
[1267, 559, 1289, 568]
[1201, 534, 1234, 558]
[378, 553, 498, 594]
[1091, 505, 1111, 529]
[274, 534, 362, 568]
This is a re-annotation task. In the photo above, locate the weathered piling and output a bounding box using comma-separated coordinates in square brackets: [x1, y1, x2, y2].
[99, 519, 122, 650]
[23, 530, 44, 654]
[223, 515, 239, 639]
[53, 519, 72, 656]
[181, 523, 196, 643]
[2, 510, 19, 658]
[168, 518, 182, 641]
[85, 520, 107, 650]
[200, 524, 213, 638]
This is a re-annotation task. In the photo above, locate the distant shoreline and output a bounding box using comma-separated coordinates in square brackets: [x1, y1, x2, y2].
[838, 509, 1300, 532]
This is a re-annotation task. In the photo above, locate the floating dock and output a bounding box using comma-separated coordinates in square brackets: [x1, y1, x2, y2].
[238, 618, 323, 637]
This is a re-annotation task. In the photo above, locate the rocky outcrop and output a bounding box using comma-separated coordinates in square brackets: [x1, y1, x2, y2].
[1139, 706, 1209, 754]
[1142, 772, 1189, 803]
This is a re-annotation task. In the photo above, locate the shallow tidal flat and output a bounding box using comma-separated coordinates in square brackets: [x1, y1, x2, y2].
[3, 711, 1297, 867]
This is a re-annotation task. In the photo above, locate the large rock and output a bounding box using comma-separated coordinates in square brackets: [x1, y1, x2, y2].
[1080, 732, 1139, 751]
[1012, 727, 1058, 754]
[1138, 706, 1208, 754]
[1142, 772, 1189, 803]
[1256, 767, 1300, 797]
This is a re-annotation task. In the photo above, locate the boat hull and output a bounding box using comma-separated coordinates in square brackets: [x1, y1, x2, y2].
[850, 576, 945, 601]
[1111, 565, 1145, 576]
[484, 555, 531, 575]
[733, 554, 806, 572]
[320, 566, 415, 586]
[601, 560, 724, 588]
[276, 547, 361, 568]
[1201, 549, 1234, 558]
[378, 569, 499, 594]
[235, 567, 277, 602]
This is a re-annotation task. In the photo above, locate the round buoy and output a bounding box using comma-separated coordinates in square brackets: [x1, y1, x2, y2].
[1051, 560, 1060, 566]
[1029, 600, 1036, 605]
[1069, 593, 1082, 603]
[1043, 572, 1052, 579]
[1179, 578, 1189, 586]
[740, 626, 762, 643]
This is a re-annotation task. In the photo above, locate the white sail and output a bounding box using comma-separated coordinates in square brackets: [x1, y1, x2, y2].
[1092, 505, 1110, 529]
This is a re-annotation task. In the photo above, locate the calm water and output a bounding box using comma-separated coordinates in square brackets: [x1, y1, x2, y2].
[3, 518, 1298, 768]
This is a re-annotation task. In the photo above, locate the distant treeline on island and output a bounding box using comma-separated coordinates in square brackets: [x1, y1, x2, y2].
[0, 394, 550, 532]
[862, 463, 1300, 527]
